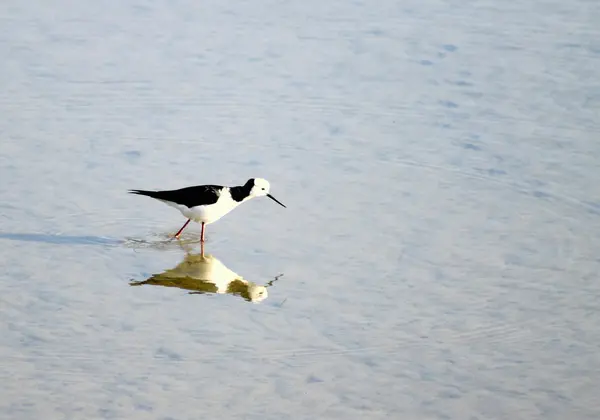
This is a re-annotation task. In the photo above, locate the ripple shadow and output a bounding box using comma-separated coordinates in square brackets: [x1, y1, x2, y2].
[0, 232, 120, 246]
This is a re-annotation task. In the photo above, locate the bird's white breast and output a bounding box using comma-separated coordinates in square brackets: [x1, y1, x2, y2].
[174, 188, 242, 224]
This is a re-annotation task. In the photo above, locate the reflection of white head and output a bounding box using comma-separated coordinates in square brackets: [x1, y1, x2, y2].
[247, 284, 269, 303]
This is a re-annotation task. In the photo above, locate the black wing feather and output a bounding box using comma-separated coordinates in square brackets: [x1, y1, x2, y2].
[129, 185, 223, 208]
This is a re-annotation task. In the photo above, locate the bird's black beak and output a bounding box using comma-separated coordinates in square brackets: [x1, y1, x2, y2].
[267, 194, 286, 208]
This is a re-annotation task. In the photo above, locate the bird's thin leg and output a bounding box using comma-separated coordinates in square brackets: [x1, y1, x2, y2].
[201, 222, 205, 243]
[174, 219, 191, 239]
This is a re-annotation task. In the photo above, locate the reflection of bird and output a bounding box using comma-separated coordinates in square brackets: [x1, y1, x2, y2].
[128, 178, 286, 242]
[130, 252, 281, 303]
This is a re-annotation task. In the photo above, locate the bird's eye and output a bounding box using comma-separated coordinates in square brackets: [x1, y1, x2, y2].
[262, 188, 266, 190]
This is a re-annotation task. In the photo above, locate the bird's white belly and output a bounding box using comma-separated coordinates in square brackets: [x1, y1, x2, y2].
[163, 197, 240, 224]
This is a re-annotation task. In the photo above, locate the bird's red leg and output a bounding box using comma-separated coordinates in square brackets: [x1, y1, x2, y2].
[201, 222, 205, 243]
[174, 219, 191, 239]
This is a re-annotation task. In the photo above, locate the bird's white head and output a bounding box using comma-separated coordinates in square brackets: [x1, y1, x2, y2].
[245, 178, 286, 207]
[248, 177, 271, 197]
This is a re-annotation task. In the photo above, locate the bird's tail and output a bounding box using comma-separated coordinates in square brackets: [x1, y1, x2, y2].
[128, 189, 162, 199]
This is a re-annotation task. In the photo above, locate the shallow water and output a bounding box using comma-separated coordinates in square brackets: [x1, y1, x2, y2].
[1, 0, 600, 419]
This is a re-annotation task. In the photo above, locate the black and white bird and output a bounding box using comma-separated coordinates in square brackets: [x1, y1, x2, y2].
[129, 178, 286, 242]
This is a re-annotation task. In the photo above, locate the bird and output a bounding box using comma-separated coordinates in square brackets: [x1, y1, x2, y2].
[128, 178, 286, 242]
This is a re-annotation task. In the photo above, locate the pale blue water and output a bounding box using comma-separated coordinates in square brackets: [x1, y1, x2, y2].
[1, 0, 600, 419]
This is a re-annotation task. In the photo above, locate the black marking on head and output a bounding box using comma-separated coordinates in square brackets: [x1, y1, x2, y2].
[129, 185, 223, 208]
[230, 179, 255, 202]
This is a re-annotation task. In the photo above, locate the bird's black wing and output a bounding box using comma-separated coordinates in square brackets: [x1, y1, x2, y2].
[129, 185, 223, 208]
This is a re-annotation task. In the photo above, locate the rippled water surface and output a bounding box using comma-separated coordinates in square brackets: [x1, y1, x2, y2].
[1, 0, 600, 419]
